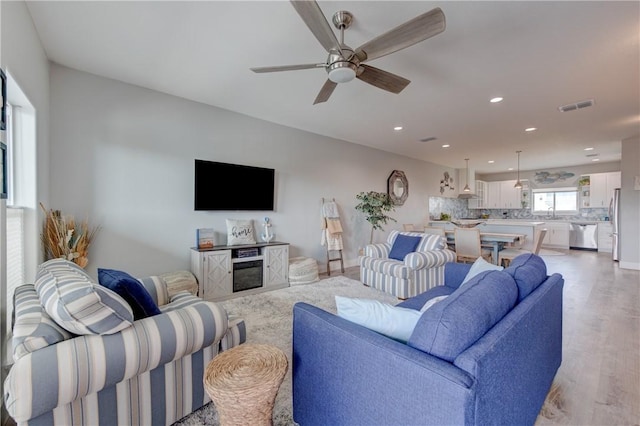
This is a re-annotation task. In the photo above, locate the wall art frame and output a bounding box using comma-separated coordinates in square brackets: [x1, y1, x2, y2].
[387, 170, 408, 206]
[1, 68, 6, 131]
[1, 142, 7, 199]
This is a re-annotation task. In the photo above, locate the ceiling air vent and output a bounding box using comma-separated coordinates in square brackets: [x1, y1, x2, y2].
[558, 99, 594, 112]
[419, 137, 438, 143]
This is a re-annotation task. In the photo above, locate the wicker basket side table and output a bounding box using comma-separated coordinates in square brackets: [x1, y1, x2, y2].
[204, 343, 288, 426]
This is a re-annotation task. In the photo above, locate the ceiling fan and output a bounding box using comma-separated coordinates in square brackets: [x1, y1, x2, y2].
[250, 1, 446, 105]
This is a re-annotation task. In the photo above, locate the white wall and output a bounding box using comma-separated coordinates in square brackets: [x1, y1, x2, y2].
[620, 135, 640, 270]
[50, 64, 457, 278]
[1, 0, 50, 281]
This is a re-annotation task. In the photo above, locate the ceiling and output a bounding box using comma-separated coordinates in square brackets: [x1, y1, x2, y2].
[25, 1, 640, 174]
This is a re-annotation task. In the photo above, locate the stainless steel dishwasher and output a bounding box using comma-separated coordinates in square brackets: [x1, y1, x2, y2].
[569, 222, 598, 251]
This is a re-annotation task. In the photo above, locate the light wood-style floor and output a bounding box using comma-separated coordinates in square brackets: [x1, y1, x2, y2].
[322, 249, 640, 425]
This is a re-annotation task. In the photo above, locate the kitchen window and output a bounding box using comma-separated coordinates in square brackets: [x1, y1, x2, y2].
[532, 188, 579, 215]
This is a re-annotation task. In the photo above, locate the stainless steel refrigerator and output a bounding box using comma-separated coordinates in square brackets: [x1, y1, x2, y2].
[610, 188, 621, 261]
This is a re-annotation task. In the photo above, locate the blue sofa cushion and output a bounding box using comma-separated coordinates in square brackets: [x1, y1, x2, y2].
[388, 234, 422, 261]
[407, 270, 518, 362]
[503, 253, 547, 302]
[98, 268, 161, 320]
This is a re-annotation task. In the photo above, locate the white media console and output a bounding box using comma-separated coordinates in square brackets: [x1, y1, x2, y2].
[190, 241, 289, 301]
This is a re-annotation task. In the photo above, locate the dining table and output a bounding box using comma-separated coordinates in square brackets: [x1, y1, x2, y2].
[443, 230, 527, 265]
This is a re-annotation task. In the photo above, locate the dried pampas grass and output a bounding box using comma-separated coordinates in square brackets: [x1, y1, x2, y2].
[40, 202, 100, 269]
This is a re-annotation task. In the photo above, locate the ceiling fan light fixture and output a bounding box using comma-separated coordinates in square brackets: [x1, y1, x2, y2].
[328, 64, 356, 83]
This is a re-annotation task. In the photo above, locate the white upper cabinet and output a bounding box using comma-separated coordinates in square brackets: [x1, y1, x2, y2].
[587, 172, 621, 208]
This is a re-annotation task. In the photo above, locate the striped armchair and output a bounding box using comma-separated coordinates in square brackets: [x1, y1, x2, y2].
[4, 260, 246, 426]
[359, 230, 457, 299]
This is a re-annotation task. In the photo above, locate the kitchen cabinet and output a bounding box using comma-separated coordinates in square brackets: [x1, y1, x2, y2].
[468, 180, 486, 209]
[500, 180, 522, 209]
[584, 172, 621, 208]
[542, 222, 570, 249]
[486, 181, 501, 208]
[597, 222, 613, 253]
[484, 180, 522, 209]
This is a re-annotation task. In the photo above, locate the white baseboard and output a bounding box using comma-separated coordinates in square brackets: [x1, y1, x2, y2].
[619, 261, 640, 271]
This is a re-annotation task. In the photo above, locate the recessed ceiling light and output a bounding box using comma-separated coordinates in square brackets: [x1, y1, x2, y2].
[490, 97, 503, 103]
[441, 144, 450, 148]
[488, 160, 495, 164]
[393, 126, 403, 131]
[508, 167, 514, 171]
[525, 127, 537, 132]
[584, 147, 594, 151]
[592, 158, 600, 162]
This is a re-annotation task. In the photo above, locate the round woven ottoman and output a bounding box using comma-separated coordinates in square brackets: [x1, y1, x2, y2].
[288, 256, 319, 285]
[204, 343, 288, 426]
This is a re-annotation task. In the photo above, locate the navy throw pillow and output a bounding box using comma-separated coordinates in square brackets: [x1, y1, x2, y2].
[97, 268, 161, 320]
[389, 234, 422, 261]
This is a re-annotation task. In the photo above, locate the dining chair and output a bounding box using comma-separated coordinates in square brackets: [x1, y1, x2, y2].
[454, 227, 493, 263]
[498, 229, 548, 267]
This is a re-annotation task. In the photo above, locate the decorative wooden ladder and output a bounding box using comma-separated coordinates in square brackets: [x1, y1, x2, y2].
[326, 249, 344, 276]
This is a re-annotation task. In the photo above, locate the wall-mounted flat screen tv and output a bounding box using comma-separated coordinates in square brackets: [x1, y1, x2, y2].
[194, 159, 275, 211]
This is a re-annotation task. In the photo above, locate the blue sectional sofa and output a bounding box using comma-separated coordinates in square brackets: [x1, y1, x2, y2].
[292, 253, 563, 425]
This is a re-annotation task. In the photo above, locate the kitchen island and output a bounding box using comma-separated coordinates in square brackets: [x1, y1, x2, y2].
[428, 220, 546, 251]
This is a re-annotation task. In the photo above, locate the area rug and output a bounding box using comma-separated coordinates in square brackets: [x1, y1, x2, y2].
[172, 275, 398, 426]
[172, 275, 566, 425]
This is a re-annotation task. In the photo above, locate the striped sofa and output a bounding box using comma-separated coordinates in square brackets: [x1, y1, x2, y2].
[4, 260, 246, 426]
[359, 230, 457, 299]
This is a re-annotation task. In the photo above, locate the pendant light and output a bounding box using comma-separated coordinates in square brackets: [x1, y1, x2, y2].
[514, 150, 523, 189]
[463, 158, 471, 192]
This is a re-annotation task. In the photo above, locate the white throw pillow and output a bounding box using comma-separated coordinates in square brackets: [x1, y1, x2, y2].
[461, 257, 504, 286]
[335, 296, 422, 343]
[420, 295, 449, 312]
[226, 219, 256, 245]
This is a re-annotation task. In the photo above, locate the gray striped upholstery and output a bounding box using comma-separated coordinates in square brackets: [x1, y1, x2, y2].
[220, 317, 247, 352]
[35, 259, 134, 335]
[359, 231, 456, 299]
[138, 275, 170, 306]
[6, 267, 247, 425]
[11, 285, 75, 361]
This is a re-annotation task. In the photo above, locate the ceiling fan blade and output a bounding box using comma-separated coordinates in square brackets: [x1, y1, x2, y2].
[355, 7, 445, 62]
[251, 63, 325, 73]
[313, 79, 338, 105]
[356, 64, 410, 94]
[290, 0, 342, 54]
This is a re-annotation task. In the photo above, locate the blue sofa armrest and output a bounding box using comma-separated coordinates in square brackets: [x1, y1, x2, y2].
[444, 261, 472, 289]
[292, 302, 474, 426]
[453, 273, 564, 425]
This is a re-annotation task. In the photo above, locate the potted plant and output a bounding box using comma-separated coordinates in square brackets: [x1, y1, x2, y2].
[355, 191, 397, 244]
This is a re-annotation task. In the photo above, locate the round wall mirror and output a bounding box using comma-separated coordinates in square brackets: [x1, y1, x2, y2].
[387, 170, 409, 205]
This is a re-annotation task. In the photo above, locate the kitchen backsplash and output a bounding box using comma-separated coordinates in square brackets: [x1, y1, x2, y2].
[428, 197, 610, 221]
